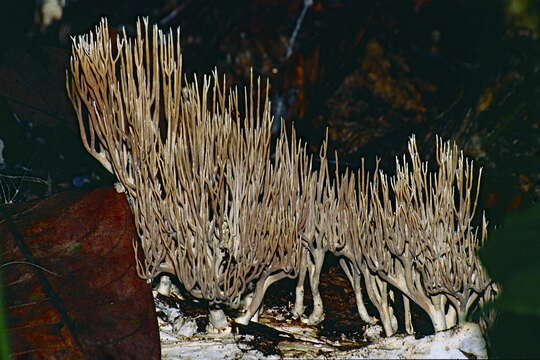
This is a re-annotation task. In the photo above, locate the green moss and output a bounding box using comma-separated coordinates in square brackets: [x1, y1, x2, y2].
[66, 242, 82, 256]
[479, 203, 540, 357]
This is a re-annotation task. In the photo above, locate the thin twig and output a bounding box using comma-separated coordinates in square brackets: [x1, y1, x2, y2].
[0, 173, 49, 186]
[0, 261, 60, 277]
[159, 0, 194, 25]
[285, 0, 313, 59]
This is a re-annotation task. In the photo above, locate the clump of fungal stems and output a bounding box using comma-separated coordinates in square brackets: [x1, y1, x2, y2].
[67, 18, 498, 335]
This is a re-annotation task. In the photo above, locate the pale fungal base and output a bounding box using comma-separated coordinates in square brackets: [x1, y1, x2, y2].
[155, 274, 172, 297]
[206, 308, 232, 334]
[234, 291, 261, 325]
[113, 182, 125, 193]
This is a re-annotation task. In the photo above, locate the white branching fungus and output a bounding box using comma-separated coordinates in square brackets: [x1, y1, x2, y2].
[67, 18, 497, 337]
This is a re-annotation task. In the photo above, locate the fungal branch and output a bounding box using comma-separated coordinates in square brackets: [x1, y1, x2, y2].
[67, 18, 182, 280]
[291, 138, 338, 325]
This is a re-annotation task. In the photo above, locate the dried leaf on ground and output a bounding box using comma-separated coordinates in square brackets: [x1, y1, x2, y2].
[0, 187, 160, 359]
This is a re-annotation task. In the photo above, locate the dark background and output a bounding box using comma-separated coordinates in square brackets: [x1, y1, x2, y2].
[1, 0, 539, 223]
[0, 0, 540, 223]
[0, 1, 539, 357]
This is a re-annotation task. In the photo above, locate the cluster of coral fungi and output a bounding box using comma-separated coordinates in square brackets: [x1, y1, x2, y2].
[67, 18, 497, 335]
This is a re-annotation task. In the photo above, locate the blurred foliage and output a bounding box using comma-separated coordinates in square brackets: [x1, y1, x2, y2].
[506, 0, 540, 36]
[470, 3, 540, 224]
[479, 203, 540, 358]
[326, 38, 435, 157]
[359, 40, 428, 117]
